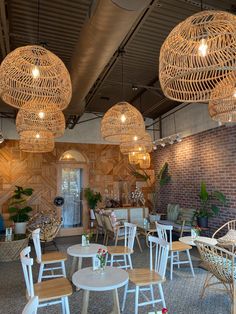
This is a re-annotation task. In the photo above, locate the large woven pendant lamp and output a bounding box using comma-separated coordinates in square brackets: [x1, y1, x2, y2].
[101, 101, 145, 143]
[19, 130, 54, 153]
[120, 132, 152, 154]
[0, 45, 72, 111]
[16, 102, 65, 138]
[159, 10, 236, 102]
[208, 74, 236, 123]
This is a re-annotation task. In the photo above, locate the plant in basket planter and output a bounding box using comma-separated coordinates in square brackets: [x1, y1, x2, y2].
[84, 187, 102, 210]
[8, 186, 34, 234]
[194, 182, 226, 228]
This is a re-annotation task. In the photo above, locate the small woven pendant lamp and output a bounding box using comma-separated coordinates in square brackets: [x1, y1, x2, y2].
[159, 10, 236, 102]
[16, 102, 65, 138]
[101, 101, 145, 143]
[19, 130, 54, 153]
[120, 132, 152, 154]
[128, 152, 140, 165]
[209, 74, 236, 123]
[0, 45, 72, 110]
[138, 153, 150, 169]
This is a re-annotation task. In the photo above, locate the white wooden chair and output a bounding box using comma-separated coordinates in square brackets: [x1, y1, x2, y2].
[32, 228, 67, 282]
[156, 222, 194, 280]
[22, 296, 38, 314]
[20, 247, 72, 313]
[103, 214, 126, 245]
[94, 211, 106, 243]
[122, 236, 169, 314]
[107, 222, 137, 269]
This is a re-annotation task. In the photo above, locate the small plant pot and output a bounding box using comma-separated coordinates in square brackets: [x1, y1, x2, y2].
[197, 217, 208, 228]
[14, 222, 27, 234]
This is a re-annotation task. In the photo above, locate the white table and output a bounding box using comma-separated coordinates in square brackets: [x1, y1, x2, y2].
[179, 236, 217, 246]
[72, 266, 129, 314]
[67, 243, 107, 277]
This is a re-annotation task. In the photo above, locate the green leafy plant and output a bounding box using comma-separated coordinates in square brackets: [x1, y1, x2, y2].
[195, 182, 226, 218]
[157, 162, 171, 187]
[128, 165, 151, 182]
[84, 187, 102, 209]
[8, 186, 34, 222]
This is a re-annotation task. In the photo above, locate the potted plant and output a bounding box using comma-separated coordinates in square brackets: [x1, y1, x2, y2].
[195, 182, 226, 228]
[8, 186, 34, 234]
[84, 187, 102, 210]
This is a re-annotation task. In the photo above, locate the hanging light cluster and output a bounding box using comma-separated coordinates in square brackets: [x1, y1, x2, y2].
[0, 45, 72, 152]
[128, 152, 151, 169]
[159, 9, 236, 124]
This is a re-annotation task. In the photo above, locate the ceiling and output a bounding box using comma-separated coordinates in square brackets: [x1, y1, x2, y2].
[0, 0, 235, 124]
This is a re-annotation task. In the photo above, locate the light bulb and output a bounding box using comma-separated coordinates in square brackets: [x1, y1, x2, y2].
[160, 141, 165, 147]
[228, 114, 232, 123]
[138, 147, 142, 151]
[120, 114, 126, 123]
[32, 66, 40, 78]
[133, 136, 138, 141]
[198, 38, 208, 57]
[0, 132, 4, 144]
[233, 89, 236, 98]
[38, 111, 45, 119]
[35, 133, 40, 139]
[218, 121, 222, 126]
[176, 134, 182, 143]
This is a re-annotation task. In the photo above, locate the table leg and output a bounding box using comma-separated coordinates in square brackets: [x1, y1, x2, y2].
[82, 290, 90, 314]
[78, 257, 83, 270]
[110, 288, 120, 314]
[70, 257, 77, 278]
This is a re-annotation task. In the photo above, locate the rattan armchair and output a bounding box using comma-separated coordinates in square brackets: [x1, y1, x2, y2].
[212, 220, 236, 252]
[196, 240, 236, 314]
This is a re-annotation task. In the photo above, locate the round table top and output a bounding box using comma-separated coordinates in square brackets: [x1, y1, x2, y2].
[67, 243, 107, 257]
[179, 236, 217, 246]
[72, 266, 129, 291]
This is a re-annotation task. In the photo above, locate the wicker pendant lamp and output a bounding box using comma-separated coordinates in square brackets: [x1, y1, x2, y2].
[0, 45, 72, 110]
[19, 130, 54, 153]
[159, 10, 236, 102]
[128, 152, 140, 165]
[16, 102, 65, 138]
[101, 101, 145, 143]
[138, 153, 150, 169]
[209, 74, 236, 123]
[120, 132, 152, 154]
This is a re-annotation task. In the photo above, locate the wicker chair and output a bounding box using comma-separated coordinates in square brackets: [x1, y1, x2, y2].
[212, 220, 236, 252]
[196, 240, 236, 314]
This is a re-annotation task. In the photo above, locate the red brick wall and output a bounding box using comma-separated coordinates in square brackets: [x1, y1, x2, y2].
[153, 125, 236, 234]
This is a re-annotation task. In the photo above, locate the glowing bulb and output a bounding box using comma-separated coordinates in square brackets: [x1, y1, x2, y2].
[38, 111, 45, 119]
[120, 114, 126, 123]
[228, 114, 232, 122]
[198, 38, 208, 57]
[138, 147, 142, 151]
[35, 133, 40, 139]
[133, 136, 138, 141]
[233, 89, 236, 98]
[32, 66, 40, 78]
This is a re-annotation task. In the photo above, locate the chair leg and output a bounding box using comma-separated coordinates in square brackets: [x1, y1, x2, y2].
[64, 296, 70, 314]
[135, 234, 143, 253]
[158, 283, 166, 308]
[122, 282, 128, 312]
[177, 252, 180, 269]
[128, 254, 133, 270]
[105, 234, 108, 246]
[186, 249, 195, 277]
[135, 286, 139, 314]
[61, 261, 66, 277]
[170, 252, 174, 280]
[115, 233, 119, 246]
[103, 232, 107, 245]
[53, 240, 59, 251]
[111, 255, 114, 267]
[201, 272, 211, 299]
[95, 230, 98, 243]
[62, 297, 66, 314]
[124, 254, 127, 269]
[38, 263, 44, 282]
[150, 284, 155, 308]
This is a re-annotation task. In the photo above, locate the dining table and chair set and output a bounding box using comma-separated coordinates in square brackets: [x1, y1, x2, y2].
[20, 213, 236, 314]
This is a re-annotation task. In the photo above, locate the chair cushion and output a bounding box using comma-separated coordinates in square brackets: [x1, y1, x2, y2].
[217, 229, 236, 245]
[177, 207, 196, 226]
[167, 204, 180, 222]
[41, 251, 67, 263]
[127, 268, 165, 286]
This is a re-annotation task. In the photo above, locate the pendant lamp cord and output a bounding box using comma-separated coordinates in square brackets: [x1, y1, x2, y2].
[200, 0, 203, 11]
[37, 0, 40, 44]
[119, 48, 125, 101]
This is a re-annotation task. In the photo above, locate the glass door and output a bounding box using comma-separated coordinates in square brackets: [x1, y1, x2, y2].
[61, 167, 83, 230]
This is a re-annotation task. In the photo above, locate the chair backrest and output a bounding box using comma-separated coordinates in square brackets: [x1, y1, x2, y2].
[195, 240, 235, 284]
[32, 228, 42, 263]
[22, 296, 38, 314]
[95, 212, 104, 229]
[20, 246, 35, 298]
[102, 214, 114, 233]
[148, 236, 169, 279]
[212, 220, 236, 239]
[124, 222, 137, 250]
[156, 222, 173, 250]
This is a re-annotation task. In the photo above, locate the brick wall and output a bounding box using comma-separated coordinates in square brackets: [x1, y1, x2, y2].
[153, 125, 236, 234]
